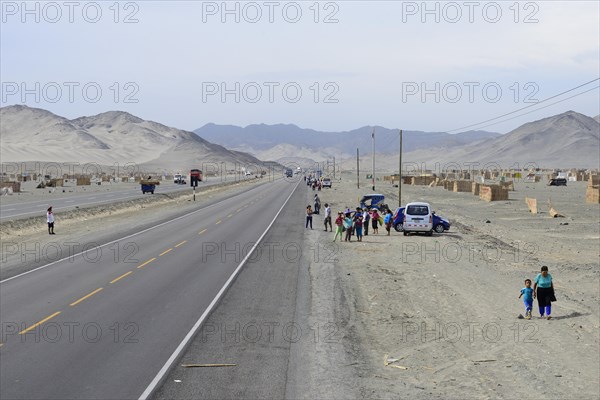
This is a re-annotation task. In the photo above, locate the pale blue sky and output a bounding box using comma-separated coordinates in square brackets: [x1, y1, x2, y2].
[1, 1, 599, 133]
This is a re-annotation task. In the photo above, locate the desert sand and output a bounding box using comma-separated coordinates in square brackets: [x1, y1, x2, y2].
[301, 173, 599, 399]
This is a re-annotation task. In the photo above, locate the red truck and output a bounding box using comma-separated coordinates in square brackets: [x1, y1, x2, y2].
[190, 169, 203, 187]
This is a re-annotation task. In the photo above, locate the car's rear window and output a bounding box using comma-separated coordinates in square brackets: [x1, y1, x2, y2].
[406, 205, 429, 215]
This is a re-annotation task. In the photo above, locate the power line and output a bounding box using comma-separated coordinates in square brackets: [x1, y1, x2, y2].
[466, 85, 600, 131]
[446, 78, 600, 133]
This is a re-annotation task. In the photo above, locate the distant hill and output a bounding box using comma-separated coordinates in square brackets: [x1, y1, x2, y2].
[0, 105, 266, 172]
[193, 123, 501, 158]
[594, 115, 600, 123]
[348, 111, 600, 170]
[196, 111, 599, 169]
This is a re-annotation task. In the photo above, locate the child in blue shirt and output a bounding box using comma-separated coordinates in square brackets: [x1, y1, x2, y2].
[518, 279, 534, 319]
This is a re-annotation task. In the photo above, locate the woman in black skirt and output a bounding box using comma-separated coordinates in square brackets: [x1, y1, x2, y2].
[533, 265, 556, 319]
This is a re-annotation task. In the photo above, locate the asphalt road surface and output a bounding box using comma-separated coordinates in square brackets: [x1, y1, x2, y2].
[0, 178, 300, 399]
[0, 177, 248, 221]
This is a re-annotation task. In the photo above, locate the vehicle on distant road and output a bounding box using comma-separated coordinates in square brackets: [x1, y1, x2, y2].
[140, 178, 160, 194]
[393, 207, 450, 233]
[322, 177, 332, 188]
[174, 174, 186, 184]
[548, 178, 567, 186]
[285, 168, 293, 178]
[190, 169, 203, 186]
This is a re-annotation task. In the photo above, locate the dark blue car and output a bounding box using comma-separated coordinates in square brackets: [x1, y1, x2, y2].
[392, 207, 450, 233]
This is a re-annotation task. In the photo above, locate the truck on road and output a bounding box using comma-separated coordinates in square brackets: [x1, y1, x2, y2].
[174, 174, 186, 184]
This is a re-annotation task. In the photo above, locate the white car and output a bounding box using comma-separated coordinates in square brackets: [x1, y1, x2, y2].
[322, 178, 332, 188]
[403, 202, 433, 236]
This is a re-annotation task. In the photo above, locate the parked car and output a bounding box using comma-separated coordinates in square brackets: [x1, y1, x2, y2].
[322, 178, 332, 188]
[393, 207, 450, 233]
[359, 194, 389, 212]
[547, 178, 567, 186]
[402, 202, 433, 236]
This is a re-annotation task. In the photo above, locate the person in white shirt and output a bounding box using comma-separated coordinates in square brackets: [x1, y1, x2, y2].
[323, 203, 332, 231]
[362, 209, 370, 236]
[47, 206, 55, 234]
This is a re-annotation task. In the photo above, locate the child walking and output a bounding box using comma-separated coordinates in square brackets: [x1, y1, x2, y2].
[355, 215, 364, 242]
[333, 212, 344, 242]
[518, 279, 534, 319]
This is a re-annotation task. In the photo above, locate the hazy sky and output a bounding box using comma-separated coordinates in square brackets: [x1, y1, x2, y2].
[1, 1, 599, 133]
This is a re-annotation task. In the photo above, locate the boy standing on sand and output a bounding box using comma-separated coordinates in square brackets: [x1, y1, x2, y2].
[518, 279, 534, 319]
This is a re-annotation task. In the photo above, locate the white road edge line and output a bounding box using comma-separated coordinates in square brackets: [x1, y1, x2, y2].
[0, 179, 284, 284]
[137, 178, 300, 400]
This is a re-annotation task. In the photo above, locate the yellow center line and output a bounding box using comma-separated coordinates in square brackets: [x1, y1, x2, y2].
[175, 240, 187, 248]
[198, 229, 207, 235]
[159, 248, 173, 256]
[227, 214, 233, 218]
[236, 208, 241, 212]
[110, 271, 133, 284]
[137, 257, 157, 269]
[19, 311, 62, 335]
[70, 288, 103, 307]
[215, 220, 222, 225]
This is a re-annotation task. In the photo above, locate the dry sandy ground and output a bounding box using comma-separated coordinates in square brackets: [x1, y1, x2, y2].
[302, 173, 599, 399]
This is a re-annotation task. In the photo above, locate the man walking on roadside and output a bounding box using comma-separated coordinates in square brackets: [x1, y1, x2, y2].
[324, 203, 332, 231]
[47, 206, 55, 234]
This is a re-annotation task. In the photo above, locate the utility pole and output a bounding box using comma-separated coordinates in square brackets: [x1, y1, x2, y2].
[399, 129, 403, 207]
[371, 128, 375, 191]
[333, 156, 336, 179]
[356, 148, 360, 188]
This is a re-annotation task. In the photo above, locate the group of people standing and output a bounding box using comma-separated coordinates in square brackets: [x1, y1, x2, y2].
[306, 198, 393, 240]
[304, 175, 323, 191]
[330, 207, 393, 242]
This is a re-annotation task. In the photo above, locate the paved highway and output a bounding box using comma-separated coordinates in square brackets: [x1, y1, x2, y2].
[0, 177, 256, 221]
[0, 178, 300, 399]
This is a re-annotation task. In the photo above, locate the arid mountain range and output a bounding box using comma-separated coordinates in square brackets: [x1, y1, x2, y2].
[1, 106, 598, 171]
[196, 111, 600, 169]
